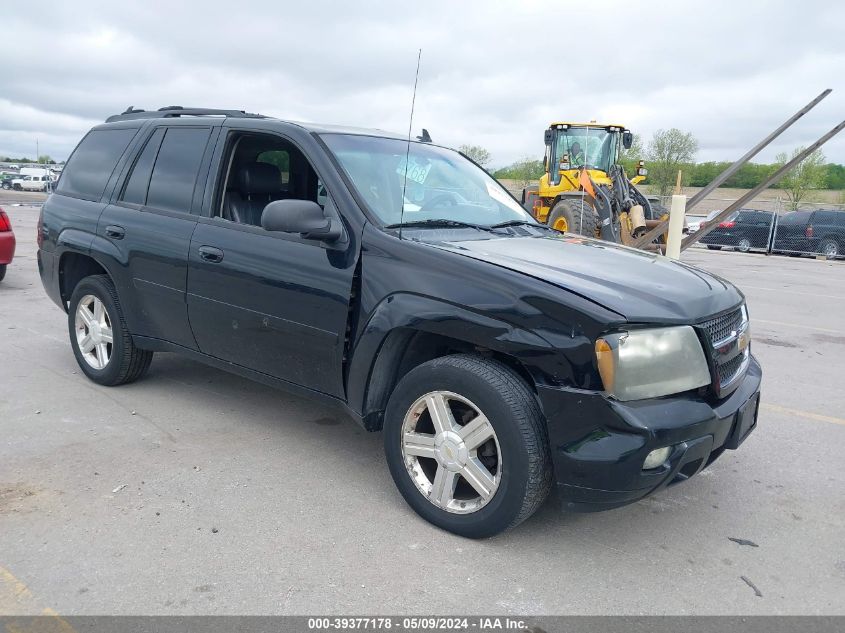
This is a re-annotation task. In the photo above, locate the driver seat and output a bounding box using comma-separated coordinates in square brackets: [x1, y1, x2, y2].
[223, 162, 283, 226]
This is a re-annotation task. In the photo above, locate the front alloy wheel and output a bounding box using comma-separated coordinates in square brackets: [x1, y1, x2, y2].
[74, 294, 113, 369]
[384, 354, 552, 538]
[401, 391, 501, 514]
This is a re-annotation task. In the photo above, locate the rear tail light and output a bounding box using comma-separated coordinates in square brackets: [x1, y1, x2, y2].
[0, 208, 10, 232]
[718, 221, 736, 228]
[805, 224, 814, 238]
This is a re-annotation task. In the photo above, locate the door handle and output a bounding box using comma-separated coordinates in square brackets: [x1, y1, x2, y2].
[105, 225, 125, 240]
[198, 245, 224, 263]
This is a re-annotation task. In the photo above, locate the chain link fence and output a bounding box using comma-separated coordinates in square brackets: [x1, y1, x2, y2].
[496, 179, 844, 260]
[665, 197, 845, 260]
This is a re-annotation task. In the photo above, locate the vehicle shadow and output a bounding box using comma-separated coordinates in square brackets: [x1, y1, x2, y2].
[131, 352, 745, 552]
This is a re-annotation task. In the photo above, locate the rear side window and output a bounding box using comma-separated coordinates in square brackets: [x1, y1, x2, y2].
[814, 211, 842, 225]
[57, 128, 138, 200]
[146, 127, 211, 213]
[778, 211, 811, 225]
[120, 128, 165, 205]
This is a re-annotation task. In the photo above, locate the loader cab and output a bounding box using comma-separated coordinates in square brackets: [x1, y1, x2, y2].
[544, 123, 628, 186]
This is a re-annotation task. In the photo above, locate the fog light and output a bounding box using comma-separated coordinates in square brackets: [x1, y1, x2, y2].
[643, 446, 671, 470]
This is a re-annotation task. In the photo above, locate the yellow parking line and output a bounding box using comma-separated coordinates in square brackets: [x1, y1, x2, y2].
[0, 565, 77, 631]
[755, 318, 843, 334]
[762, 403, 845, 427]
[0, 565, 34, 606]
[741, 285, 845, 301]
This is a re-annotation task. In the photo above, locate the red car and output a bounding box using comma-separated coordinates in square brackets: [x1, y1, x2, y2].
[0, 207, 16, 281]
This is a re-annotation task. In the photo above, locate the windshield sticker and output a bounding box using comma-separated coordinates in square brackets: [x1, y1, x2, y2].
[396, 157, 432, 184]
[485, 180, 515, 207]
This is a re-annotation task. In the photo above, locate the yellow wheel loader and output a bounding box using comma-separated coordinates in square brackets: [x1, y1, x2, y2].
[521, 122, 668, 245]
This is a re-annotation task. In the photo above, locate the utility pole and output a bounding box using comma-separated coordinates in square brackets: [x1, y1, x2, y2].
[36, 139, 39, 164]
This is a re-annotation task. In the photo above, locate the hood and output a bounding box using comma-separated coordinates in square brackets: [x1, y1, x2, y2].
[431, 234, 743, 323]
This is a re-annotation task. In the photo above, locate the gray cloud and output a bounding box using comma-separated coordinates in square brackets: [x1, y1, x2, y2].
[2, 0, 844, 166]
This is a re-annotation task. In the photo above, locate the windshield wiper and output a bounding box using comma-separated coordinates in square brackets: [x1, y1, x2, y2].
[490, 219, 554, 231]
[384, 219, 492, 231]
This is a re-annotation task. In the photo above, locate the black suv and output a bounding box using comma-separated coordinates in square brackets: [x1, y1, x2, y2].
[38, 106, 761, 537]
[772, 209, 845, 258]
[700, 209, 775, 252]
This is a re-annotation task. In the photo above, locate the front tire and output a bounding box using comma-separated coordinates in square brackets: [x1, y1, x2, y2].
[68, 275, 153, 386]
[384, 355, 552, 538]
[547, 198, 598, 237]
[0, 264, 6, 281]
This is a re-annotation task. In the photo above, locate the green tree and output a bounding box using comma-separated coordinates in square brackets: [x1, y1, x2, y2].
[823, 163, 845, 189]
[458, 144, 492, 168]
[646, 128, 699, 198]
[493, 157, 544, 189]
[37, 155, 55, 165]
[775, 147, 826, 210]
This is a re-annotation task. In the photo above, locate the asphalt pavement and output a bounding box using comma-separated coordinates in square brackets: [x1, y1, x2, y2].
[1, 196, 843, 615]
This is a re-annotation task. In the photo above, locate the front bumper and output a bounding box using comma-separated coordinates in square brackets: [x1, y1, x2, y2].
[538, 355, 761, 512]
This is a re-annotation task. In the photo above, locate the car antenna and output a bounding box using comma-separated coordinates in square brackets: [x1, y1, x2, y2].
[398, 48, 422, 241]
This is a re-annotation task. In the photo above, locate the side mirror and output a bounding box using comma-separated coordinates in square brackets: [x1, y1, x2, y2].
[622, 131, 633, 149]
[544, 129, 553, 146]
[261, 199, 342, 242]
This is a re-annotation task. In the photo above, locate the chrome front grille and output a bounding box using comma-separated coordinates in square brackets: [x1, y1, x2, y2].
[699, 305, 750, 395]
[701, 307, 745, 346]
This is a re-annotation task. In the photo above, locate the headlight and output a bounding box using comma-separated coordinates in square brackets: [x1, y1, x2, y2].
[595, 326, 711, 401]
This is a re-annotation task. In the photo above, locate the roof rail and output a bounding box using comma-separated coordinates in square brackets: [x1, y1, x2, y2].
[105, 105, 266, 123]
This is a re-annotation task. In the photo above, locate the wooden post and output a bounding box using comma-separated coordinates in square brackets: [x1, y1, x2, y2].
[666, 194, 687, 259]
[674, 170, 683, 195]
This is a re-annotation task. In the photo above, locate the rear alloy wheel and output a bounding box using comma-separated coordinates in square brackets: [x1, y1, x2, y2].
[74, 294, 113, 370]
[819, 238, 839, 258]
[737, 238, 752, 253]
[68, 275, 153, 386]
[384, 354, 552, 538]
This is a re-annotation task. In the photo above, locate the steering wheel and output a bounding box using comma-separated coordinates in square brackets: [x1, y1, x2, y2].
[418, 192, 458, 214]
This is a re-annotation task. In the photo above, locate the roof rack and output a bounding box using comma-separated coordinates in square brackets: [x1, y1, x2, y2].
[105, 105, 266, 123]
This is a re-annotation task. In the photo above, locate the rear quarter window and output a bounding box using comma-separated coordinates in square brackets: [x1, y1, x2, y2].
[145, 127, 211, 213]
[56, 128, 138, 200]
[814, 211, 841, 225]
[778, 211, 811, 225]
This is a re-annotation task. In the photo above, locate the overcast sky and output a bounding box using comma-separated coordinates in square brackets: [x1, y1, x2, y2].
[2, 0, 844, 166]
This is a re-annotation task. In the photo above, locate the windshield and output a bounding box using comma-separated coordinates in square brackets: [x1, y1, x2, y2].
[322, 134, 533, 227]
[553, 127, 618, 173]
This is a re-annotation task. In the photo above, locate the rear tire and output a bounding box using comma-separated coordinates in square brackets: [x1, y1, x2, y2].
[383, 355, 552, 538]
[547, 198, 598, 237]
[707, 245, 722, 251]
[0, 264, 6, 281]
[68, 275, 153, 386]
[819, 238, 839, 258]
[737, 238, 752, 253]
